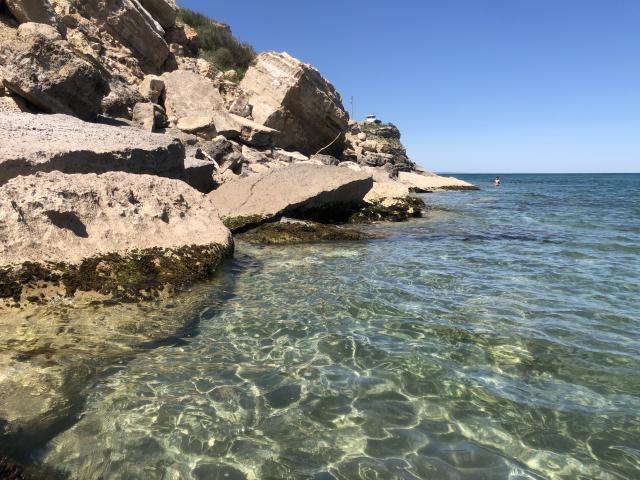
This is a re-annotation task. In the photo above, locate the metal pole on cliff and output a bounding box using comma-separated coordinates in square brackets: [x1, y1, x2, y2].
[350, 96, 354, 120]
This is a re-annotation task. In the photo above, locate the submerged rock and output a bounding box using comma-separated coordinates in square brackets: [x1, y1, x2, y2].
[0, 112, 185, 185]
[0, 171, 233, 304]
[239, 218, 370, 245]
[239, 52, 349, 156]
[0, 283, 230, 457]
[209, 163, 373, 232]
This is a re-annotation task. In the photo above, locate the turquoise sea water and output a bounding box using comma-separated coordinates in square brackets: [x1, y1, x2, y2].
[34, 175, 640, 478]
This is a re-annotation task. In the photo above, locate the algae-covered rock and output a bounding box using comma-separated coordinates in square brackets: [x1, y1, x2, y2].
[239, 218, 370, 245]
[0, 171, 233, 305]
[350, 196, 425, 223]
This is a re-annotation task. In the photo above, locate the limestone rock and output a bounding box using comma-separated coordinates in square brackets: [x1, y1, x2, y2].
[138, 74, 165, 104]
[0, 94, 32, 113]
[398, 171, 479, 192]
[78, 0, 169, 70]
[345, 121, 416, 175]
[183, 156, 216, 193]
[239, 51, 349, 156]
[214, 112, 276, 147]
[132, 102, 167, 131]
[4, 0, 59, 28]
[311, 154, 340, 166]
[228, 92, 253, 118]
[139, 0, 176, 29]
[165, 22, 199, 53]
[0, 22, 110, 120]
[0, 112, 185, 184]
[241, 144, 271, 164]
[209, 163, 373, 231]
[176, 115, 214, 137]
[101, 80, 145, 119]
[175, 111, 276, 147]
[0, 171, 233, 303]
[273, 149, 309, 164]
[161, 69, 224, 119]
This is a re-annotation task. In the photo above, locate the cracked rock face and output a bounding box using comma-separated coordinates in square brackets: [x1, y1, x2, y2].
[239, 52, 349, 157]
[0, 112, 185, 185]
[77, 0, 170, 71]
[0, 171, 233, 303]
[0, 22, 110, 120]
[209, 163, 373, 232]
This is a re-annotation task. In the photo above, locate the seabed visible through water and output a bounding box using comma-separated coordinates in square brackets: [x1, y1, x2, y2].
[1, 174, 639, 479]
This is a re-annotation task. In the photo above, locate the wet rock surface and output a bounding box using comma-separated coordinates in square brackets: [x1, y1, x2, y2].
[0, 283, 230, 461]
[239, 218, 371, 245]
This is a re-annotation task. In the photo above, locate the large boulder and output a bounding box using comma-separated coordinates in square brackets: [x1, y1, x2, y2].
[162, 70, 275, 146]
[209, 163, 373, 231]
[4, 0, 59, 27]
[78, 0, 169, 70]
[0, 23, 110, 120]
[161, 69, 225, 119]
[0, 171, 233, 304]
[239, 51, 349, 157]
[139, 0, 176, 29]
[0, 112, 185, 184]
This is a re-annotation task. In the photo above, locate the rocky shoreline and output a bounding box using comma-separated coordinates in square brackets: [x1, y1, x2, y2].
[0, 0, 478, 462]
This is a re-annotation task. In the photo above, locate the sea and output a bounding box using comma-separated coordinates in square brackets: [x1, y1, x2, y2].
[9, 174, 640, 479]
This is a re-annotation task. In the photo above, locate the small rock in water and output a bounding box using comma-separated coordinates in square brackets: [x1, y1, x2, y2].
[263, 384, 302, 409]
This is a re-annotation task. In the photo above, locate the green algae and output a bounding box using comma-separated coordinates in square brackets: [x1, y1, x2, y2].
[0, 242, 234, 306]
[349, 197, 425, 223]
[239, 220, 370, 245]
[222, 215, 268, 233]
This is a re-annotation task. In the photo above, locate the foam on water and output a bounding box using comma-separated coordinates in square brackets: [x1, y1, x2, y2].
[14, 174, 640, 478]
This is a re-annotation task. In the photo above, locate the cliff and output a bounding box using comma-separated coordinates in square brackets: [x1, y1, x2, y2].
[0, 0, 476, 306]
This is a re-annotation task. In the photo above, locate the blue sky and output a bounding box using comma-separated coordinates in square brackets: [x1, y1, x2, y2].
[180, 0, 639, 173]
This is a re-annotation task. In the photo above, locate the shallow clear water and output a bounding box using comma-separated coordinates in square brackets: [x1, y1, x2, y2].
[41, 175, 640, 479]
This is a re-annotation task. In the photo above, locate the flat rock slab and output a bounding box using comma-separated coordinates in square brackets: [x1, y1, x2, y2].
[398, 171, 479, 192]
[0, 112, 185, 185]
[209, 163, 373, 231]
[0, 171, 233, 304]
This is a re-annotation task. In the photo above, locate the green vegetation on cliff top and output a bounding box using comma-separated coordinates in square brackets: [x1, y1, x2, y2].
[176, 7, 256, 81]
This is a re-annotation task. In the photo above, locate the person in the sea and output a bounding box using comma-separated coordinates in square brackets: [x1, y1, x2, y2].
[495, 176, 501, 187]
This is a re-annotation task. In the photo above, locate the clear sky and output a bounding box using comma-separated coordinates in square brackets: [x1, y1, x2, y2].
[180, 0, 639, 173]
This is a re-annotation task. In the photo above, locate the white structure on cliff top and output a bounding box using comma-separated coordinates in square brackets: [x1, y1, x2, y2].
[364, 114, 382, 125]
